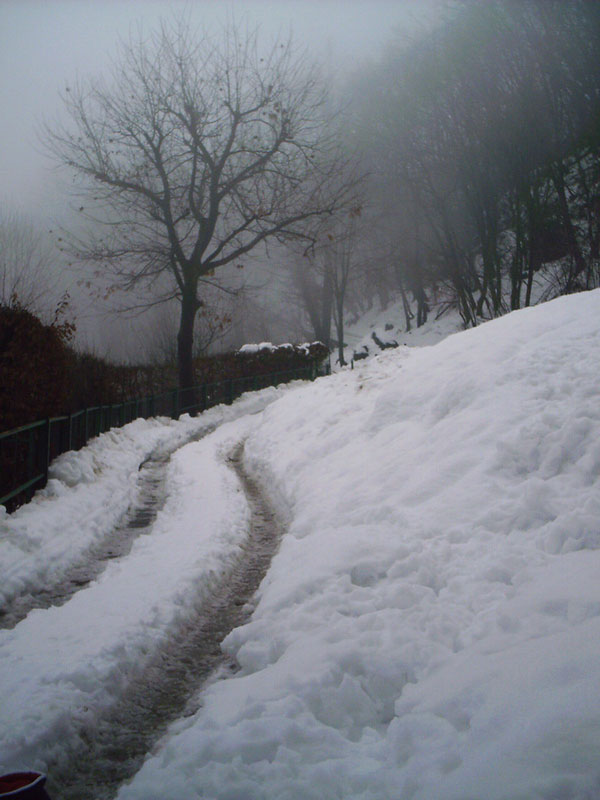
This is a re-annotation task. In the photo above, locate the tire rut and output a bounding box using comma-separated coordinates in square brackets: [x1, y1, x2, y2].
[0, 424, 216, 631]
[44, 440, 284, 800]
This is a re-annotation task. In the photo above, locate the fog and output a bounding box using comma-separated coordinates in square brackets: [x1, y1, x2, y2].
[5, 1, 595, 369]
[1, 1, 431, 215]
[1, 0, 441, 358]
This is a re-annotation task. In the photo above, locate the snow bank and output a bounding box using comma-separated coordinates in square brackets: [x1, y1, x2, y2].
[237, 342, 320, 354]
[0, 416, 182, 610]
[119, 290, 600, 800]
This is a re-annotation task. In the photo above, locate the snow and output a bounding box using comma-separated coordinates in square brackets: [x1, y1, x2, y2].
[237, 342, 278, 353]
[2, 290, 600, 799]
[237, 342, 314, 355]
[0, 386, 298, 773]
[340, 296, 465, 364]
[0, 387, 288, 610]
[1, 423, 242, 768]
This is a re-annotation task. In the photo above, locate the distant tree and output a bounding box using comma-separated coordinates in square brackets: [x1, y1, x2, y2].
[0, 207, 61, 319]
[45, 18, 357, 391]
[320, 207, 364, 366]
[288, 252, 333, 348]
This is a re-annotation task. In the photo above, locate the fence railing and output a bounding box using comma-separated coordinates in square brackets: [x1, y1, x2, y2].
[0, 364, 319, 512]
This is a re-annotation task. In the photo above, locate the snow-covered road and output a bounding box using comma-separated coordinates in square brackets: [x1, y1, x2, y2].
[0, 421, 217, 630]
[0, 386, 297, 798]
[0, 387, 291, 616]
[43, 441, 285, 800]
[2, 291, 600, 800]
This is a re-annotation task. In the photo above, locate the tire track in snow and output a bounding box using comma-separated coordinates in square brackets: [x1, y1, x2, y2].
[0, 424, 216, 631]
[45, 440, 285, 800]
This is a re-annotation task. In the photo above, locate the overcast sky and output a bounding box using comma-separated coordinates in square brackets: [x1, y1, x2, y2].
[0, 0, 441, 223]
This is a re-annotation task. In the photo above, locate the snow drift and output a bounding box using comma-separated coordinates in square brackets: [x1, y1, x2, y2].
[119, 290, 600, 800]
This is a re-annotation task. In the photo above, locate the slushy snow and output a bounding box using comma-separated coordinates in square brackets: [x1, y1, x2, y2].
[1, 291, 600, 799]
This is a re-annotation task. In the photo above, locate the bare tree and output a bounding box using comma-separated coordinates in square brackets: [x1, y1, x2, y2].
[288, 252, 333, 347]
[352, 0, 600, 324]
[319, 208, 364, 366]
[45, 18, 357, 390]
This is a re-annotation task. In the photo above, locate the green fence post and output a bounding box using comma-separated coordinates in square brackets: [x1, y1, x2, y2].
[27, 427, 35, 483]
[43, 418, 51, 483]
[172, 388, 179, 420]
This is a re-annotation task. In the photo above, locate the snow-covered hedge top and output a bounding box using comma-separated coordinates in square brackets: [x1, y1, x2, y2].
[237, 342, 324, 356]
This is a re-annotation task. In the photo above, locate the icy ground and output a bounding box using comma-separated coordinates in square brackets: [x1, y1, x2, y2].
[1, 290, 600, 799]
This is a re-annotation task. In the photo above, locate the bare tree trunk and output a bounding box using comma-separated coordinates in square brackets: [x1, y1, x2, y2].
[415, 284, 429, 327]
[575, 155, 600, 288]
[524, 247, 538, 308]
[335, 294, 346, 366]
[319, 273, 333, 347]
[394, 265, 414, 332]
[177, 288, 198, 393]
[509, 192, 524, 310]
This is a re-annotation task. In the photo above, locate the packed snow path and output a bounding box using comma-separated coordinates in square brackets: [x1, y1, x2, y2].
[0, 387, 298, 793]
[0, 425, 217, 630]
[35, 440, 285, 800]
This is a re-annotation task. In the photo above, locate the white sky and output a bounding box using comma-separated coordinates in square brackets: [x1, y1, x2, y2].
[0, 0, 438, 222]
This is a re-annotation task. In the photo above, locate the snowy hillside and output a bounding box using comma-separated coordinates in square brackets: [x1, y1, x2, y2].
[121, 290, 600, 799]
[1, 290, 599, 800]
[341, 295, 465, 360]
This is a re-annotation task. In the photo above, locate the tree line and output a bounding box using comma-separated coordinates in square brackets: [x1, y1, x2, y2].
[351, 0, 600, 329]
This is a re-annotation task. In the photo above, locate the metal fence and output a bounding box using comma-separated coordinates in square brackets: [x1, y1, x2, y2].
[0, 364, 318, 512]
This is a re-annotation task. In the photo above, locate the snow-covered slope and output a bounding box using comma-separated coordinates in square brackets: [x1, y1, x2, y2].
[343, 295, 464, 357]
[1, 291, 599, 799]
[118, 290, 600, 800]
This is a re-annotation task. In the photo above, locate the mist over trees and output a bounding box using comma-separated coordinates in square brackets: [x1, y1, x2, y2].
[0, 208, 63, 321]
[285, 205, 365, 365]
[3, 0, 595, 383]
[351, 0, 600, 328]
